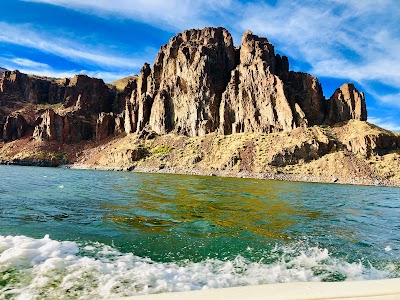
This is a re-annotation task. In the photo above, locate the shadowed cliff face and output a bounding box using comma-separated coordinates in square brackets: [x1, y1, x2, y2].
[0, 27, 367, 144]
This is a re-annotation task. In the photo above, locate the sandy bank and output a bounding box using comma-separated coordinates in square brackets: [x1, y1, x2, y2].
[115, 279, 400, 300]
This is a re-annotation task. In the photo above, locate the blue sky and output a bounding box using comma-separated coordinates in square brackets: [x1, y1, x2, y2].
[1, 0, 399, 131]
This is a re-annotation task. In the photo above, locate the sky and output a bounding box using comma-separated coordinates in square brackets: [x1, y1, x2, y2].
[1, 0, 399, 131]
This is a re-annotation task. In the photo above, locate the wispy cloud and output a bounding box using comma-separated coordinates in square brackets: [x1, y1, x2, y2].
[239, 0, 400, 104]
[11, 58, 50, 69]
[368, 116, 400, 132]
[23, 0, 235, 31]
[0, 22, 146, 69]
[0, 56, 132, 82]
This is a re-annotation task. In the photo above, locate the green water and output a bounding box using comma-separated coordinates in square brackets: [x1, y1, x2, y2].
[0, 165, 399, 298]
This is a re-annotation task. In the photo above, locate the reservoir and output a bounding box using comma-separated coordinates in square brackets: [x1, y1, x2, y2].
[0, 165, 399, 299]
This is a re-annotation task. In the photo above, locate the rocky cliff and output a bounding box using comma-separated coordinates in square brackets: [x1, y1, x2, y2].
[124, 27, 367, 137]
[0, 70, 118, 142]
[1, 27, 399, 186]
[0, 27, 368, 144]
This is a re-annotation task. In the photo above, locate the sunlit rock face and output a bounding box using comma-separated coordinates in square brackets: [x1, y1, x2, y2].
[0, 27, 368, 143]
[124, 27, 366, 137]
[327, 83, 367, 124]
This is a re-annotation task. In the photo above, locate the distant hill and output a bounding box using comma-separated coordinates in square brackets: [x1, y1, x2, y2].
[0, 67, 7, 75]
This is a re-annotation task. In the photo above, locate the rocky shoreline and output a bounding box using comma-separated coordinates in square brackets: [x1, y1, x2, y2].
[64, 163, 399, 187]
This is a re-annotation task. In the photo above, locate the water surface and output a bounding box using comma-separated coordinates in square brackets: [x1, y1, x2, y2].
[0, 165, 399, 299]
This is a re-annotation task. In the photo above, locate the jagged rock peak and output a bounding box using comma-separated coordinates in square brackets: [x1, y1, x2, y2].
[125, 26, 238, 136]
[121, 26, 368, 137]
[328, 83, 367, 123]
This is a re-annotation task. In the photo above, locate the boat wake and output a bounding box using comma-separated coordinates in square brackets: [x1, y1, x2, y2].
[0, 235, 396, 299]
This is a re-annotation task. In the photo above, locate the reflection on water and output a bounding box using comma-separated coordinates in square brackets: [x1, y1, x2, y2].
[102, 175, 326, 240]
[0, 165, 399, 265]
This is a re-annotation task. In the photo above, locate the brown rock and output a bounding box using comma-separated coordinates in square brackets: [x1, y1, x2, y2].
[219, 30, 295, 134]
[122, 28, 346, 138]
[95, 112, 125, 141]
[126, 27, 237, 136]
[64, 75, 113, 114]
[284, 72, 326, 126]
[33, 109, 93, 143]
[344, 132, 400, 157]
[2, 113, 29, 141]
[95, 112, 116, 141]
[328, 83, 367, 124]
[0, 70, 67, 106]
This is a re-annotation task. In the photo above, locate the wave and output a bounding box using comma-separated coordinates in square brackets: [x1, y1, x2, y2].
[0, 235, 395, 299]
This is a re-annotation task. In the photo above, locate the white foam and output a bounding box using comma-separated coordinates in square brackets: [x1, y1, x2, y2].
[0, 235, 394, 299]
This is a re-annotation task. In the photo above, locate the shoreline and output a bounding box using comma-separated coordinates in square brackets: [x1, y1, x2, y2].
[68, 163, 400, 187]
[2, 160, 399, 187]
[114, 279, 400, 300]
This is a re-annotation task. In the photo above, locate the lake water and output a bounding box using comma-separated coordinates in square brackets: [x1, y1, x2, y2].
[0, 165, 399, 299]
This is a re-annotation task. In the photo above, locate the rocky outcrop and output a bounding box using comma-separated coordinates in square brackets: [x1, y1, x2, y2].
[64, 75, 114, 115]
[95, 112, 124, 141]
[33, 109, 93, 143]
[0, 70, 122, 143]
[341, 131, 400, 157]
[123, 27, 366, 138]
[0, 71, 114, 112]
[284, 72, 326, 126]
[2, 113, 29, 141]
[219, 30, 294, 134]
[328, 83, 367, 124]
[123, 28, 239, 136]
[0, 70, 67, 106]
[149, 27, 237, 136]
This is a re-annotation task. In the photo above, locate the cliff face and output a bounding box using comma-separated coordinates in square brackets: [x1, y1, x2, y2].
[0, 71, 116, 142]
[124, 28, 237, 136]
[0, 27, 368, 145]
[124, 27, 367, 137]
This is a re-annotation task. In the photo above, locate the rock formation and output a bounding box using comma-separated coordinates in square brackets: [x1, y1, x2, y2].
[2, 113, 29, 141]
[0, 70, 117, 143]
[124, 27, 367, 137]
[33, 109, 93, 143]
[0, 27, 369, 145]
[219, 30, 294, 134]
[328, 83, 367, 124]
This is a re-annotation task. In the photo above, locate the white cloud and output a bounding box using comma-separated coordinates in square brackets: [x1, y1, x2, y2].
[0, 56, 132, 82]
[11, 58, 50, 69]
[0, 22, 145, 69]
[368, 117, 400, 132]
[367, 91, 400, 108]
